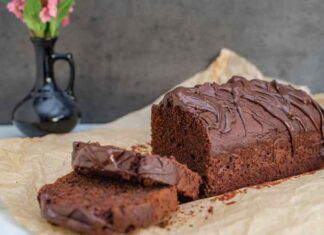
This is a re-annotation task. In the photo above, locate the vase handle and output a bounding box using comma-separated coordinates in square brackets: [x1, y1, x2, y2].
[52, 52, 75, 96]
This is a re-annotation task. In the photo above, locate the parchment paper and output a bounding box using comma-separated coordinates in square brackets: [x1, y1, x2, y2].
[0, 49, 323, 235]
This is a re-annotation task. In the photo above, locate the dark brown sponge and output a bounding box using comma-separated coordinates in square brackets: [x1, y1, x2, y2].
[72, 142, 202, 199]
[152, 76, 324, 197]
[38, 172, 178, 235]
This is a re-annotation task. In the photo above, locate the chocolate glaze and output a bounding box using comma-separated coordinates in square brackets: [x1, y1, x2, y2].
[161, 76, 324, 155]
[72, 142, 202, 199]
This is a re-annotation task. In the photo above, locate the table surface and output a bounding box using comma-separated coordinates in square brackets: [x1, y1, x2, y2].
[0, 124, 101, 235]
[0, 124, 101, 139]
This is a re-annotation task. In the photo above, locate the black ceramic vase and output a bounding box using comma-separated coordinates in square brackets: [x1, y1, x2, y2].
[12, 37, 81, 137]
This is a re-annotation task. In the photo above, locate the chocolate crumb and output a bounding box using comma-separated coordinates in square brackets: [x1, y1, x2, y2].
[207, 206, 214, 214]
[218, 191, 237, 201]
[225, 201, 236, 206]
[158, 219, 170, 228]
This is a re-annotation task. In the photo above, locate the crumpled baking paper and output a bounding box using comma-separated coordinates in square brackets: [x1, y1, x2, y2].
[0, 49, 323, 235]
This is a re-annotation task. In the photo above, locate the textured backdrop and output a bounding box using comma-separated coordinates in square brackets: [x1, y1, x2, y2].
[0, 0, 324, 124]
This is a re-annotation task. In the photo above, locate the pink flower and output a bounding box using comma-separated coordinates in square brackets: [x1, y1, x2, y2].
[61, 16, 70, 27]
[39, 7, 51, 22]
[7, 0, 25, 20]
[69, 3, 74, 13]
[61, 4, 74, 27]
[47, 0, 58, 17]
[39, 0, 58, 23]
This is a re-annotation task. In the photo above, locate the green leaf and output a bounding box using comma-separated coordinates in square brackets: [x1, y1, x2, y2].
[2, 0, 10, 4]
[57, 0, 74, 25]
[44, 0, 74, 37]
[49, 18, 58, 38]
[23, 0, 46, 37]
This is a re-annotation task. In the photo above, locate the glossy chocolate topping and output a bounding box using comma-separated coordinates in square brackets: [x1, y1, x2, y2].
[161, 76, 324, 155]
[72, 142, 202, 199]
[72, 142, 179, 184]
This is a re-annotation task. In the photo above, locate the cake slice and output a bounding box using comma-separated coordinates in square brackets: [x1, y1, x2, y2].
[152, 76, 324, 197]
[38, 172, 178, 235]
[72, 142, 202, 199]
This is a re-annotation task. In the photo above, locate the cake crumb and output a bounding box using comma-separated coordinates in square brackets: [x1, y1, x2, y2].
[158, 219, 170, 228]
[210, 188, 248, 203]
[207, 206, 214, 214]
[218, 191, 237, 201]
[225, 201, 236, 206]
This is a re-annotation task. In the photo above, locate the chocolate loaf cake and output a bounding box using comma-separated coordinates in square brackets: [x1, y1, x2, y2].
[38, 172, 178, 235]
[152, 76, 324, 197]
[72, 142, 202, 199]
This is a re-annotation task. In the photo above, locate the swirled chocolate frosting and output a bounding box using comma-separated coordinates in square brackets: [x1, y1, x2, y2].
[72, 142, 202, 199]
[160, 76, 324, 155]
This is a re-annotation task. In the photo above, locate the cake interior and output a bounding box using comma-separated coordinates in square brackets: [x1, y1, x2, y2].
[38, 172, 178, 233]
[205, 131, 322, 195]
[152, 105, 210, 177]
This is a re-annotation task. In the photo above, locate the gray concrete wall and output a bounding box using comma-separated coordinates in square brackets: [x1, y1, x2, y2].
[0, 0, 324, 124]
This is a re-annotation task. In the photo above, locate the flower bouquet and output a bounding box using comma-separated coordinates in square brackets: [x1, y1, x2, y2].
[3, 0, 74, 38]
